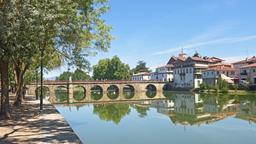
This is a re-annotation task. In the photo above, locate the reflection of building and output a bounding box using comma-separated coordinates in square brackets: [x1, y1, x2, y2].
[167, 93, 220, 125]
[132, 72, 151, 81]
[236, 100, 256, 122]
[151, 100, 174, 114]
[203, 96, 219, 113]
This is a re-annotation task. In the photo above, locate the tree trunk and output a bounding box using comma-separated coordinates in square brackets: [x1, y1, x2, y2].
[13, 62, 28, 107]
[13, 65, 23, 107]
[0, 58, 10, 119]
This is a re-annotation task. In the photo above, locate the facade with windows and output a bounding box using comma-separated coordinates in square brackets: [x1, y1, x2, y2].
[132, 72, 151, 81]
[173, 52, 223, 89]
[239, 63, 256, 85]
[150, 64, 174, 82]
[202, 63, 237, 86]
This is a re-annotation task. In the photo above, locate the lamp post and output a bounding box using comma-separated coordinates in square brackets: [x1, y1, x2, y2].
[67, 66, 70, 103]
[40, 48, 44, 111]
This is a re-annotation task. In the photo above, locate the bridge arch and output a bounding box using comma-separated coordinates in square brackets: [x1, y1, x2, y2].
[55, 86, 69, 103]
[163, 83, 173, 98]
[73, 85, 86, 101]
[146, 84, 157, 98]
[91, 85, 103, 100]
[107, 85, 119, 99]
[123, 85, 135, 99]
[35, 86, 50, 99]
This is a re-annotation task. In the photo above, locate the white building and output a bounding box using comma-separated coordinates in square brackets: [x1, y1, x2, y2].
[173, 52, 223, 89]
[150, 64, 174, 82]
[239, 63, 256, 85]
[132, 72, 151, 81]
[202, 63, 237, 86]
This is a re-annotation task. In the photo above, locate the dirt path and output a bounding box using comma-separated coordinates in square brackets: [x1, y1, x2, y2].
[0, 96, 81, 144]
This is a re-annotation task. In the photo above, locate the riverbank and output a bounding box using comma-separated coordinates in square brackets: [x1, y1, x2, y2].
[0, 95, 81, 144]
[199, 89, 256, 96]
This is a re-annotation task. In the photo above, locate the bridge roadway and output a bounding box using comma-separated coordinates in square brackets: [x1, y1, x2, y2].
[27, 80, 170, 103]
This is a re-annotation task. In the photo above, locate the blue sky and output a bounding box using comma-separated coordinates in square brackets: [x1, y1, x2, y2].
[46, 0, 256, 78]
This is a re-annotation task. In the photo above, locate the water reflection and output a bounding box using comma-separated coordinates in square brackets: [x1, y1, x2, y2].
[62, 93, 256, 125]
[56, 93, 256, 144]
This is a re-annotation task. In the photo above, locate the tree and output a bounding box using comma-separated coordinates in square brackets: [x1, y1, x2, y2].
[72, 69, 90, 81]
[57, 69, 90, 81]
[217, 78, 229, 93]
[0, 0, 112, 108]
[93, 56, 132, 80]
[132, 60, 151, 74]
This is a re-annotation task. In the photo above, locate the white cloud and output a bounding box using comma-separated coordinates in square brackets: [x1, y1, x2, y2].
[152, 35, 256, 56]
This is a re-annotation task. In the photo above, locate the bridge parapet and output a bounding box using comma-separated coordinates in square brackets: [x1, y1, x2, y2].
[26, 81, 169, 104]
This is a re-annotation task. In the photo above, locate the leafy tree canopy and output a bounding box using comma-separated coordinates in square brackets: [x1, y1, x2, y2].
[57, 69, 90, 81]
[93, 56, 132, 80]
[132, 60, 151, 74]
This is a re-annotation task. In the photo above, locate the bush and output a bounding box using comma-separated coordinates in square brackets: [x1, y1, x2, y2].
[199, 83, 207, 91]
[217, 78, 229, 93]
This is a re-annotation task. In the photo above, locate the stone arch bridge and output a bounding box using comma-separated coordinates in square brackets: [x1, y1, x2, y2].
[27, 80, 171, 104]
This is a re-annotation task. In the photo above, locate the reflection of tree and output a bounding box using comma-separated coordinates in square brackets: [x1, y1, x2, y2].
[134, 105, 149, 118]
[93, 104, 131, 124]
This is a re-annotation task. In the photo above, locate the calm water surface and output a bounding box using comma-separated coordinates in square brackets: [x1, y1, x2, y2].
[55, 93, 256, 144]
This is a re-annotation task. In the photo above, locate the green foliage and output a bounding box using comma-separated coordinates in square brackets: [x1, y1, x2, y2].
[123, 91, 135, 99]
[199, 83, 207, 91]
[57, 71, 73, 81]
[146, 91, 157, 98]
[132, 60, 151, 74]
[93, 56, 132, 80]
[55, 88, 68, 102]
[93, 104, 131, 124]
[57, 69, 90, 81]
[107, 92, 119, 99]
[217, 78, 229, 93]
[73, 87, 85, 101]
[134, 105, 149, 118]
[36, 86, 50, 98]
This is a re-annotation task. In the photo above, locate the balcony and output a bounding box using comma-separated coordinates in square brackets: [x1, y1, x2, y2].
[240, 72, 248, 76]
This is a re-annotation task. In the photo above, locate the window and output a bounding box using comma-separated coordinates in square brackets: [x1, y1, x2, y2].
[253, 69, 256, 73]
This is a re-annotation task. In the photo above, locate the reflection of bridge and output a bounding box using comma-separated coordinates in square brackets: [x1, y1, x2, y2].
[27, 80, 170, 103]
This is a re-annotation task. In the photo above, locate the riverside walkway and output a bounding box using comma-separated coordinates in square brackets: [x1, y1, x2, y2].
[0, 95, 81, 144]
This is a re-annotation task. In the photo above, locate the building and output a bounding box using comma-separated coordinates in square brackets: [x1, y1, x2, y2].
[202, 63, 237, 86]
[132, 72, 151, 81]
[150, 64, 174, 82]
[173, 51, 223, 89]
[149, 55, 177, 82]
[239, 63, 256, 85]
[233, 56, 256, 69]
